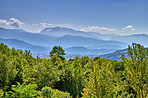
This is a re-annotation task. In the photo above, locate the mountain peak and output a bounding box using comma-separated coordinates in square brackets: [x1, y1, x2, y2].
[40, 26, 86, 37]
[40, 27, 75, 33]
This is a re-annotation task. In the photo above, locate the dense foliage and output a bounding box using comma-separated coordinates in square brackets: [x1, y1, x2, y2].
[0, 43, 148, 98]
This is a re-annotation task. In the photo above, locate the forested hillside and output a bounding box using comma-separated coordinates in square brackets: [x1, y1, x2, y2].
[0, 43, 148, 98]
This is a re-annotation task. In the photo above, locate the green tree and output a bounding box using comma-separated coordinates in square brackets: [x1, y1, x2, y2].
[82, 58, 116, 98]
[40, 86, 72, 98]
[122, 43, 148, 98]
[50, 46, 65, 57]
[8, 83, 38, 98]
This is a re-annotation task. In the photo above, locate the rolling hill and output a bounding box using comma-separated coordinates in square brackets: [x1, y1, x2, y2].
[65, 46, 116, 55]
[100, 49, 128, 60]
[0, 38, 49, 53]
[52, 35, 127, 48]
[111, 34, 148, 47]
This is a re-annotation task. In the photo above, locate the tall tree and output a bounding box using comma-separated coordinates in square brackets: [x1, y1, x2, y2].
[122, 43, 148, 98]
[82, 58, 115, 98]
[50, 46, 66, 60]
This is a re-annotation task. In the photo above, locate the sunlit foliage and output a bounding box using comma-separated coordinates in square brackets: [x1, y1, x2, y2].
[0, 43, 148, 98]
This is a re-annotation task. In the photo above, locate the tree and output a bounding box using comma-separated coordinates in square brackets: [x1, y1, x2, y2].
[50, 46, 66, 60]
[40, 86, 72, 98]
[122, 43, 148, 98]
[9, 83, 38, 98]
[82, 58, 116, 98]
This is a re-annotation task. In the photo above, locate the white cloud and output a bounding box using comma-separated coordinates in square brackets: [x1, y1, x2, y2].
[32, 23, 38, 26]
[32, 22, 52, 28]
[123, 25, 135, 31]
[40, 23, 52, 28]
[80, 26, 116, 32]
[0, 17, 24, 28]
[0, 19, 9, 25]
[130, 28, 135, 31]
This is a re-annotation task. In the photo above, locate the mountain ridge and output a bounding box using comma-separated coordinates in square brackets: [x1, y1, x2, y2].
[0, 37, 50, 53]
[2, 26, 148, 60]
[0, 27, 127, 49]
[40, 27, 119, 40]
[100, 49, 128, 60]
[111, 34, 148, 47]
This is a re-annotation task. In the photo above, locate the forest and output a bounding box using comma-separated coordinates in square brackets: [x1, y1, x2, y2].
[0, 43, 148, 98]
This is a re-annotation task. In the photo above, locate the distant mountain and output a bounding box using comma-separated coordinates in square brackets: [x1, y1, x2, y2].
[0, 27, 127, 49]
[0, 27, 54, 46]
[40, 27, 119, 40]
[87, 45, 123, 50]
[111, 34, 148, 47]
[51, 35, 128, 48]
[0, 38, 49, 53]
[3, 27, 148, 60]
[100, 49, 128, 60]
[65, 46, 118, 55]
[40, 27, 100, 39]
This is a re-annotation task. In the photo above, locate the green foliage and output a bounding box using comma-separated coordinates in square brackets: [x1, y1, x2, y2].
[127, 43, 148, 61]
[9, 83, 38, 98]
[82, 58, 116, 98]
[40, 86, 53, 98]
[23, 58, 61, 90]
[0, 89, 4, 97]
[54, 56, 89, 97]
[0, 43, 148, 98]
[50, 46, 66, 61]
[122, 43, 148, 98]
[40, 86, 72, 98]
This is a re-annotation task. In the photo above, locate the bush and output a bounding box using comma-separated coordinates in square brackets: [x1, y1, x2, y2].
[10, 83, 38, 98]
[40, 86, 72, 98]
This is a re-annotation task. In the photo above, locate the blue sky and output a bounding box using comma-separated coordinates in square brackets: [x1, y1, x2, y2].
[0, 0, 147, 35]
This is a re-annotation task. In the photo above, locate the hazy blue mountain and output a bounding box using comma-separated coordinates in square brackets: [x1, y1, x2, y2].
[40, 27, 99, 39]
[51, 35, 128, 48]
[87, 45, 123, 50]
[0, 38, 49, 53]
[100, 49, 128, 60]
[40, 27, 119, 40]
[0, 27, 54, 46]
[1, 26, 147, 60]
[65, 46, 117, 55]
[0, 27, 127, 49]
[111, 34, 148, 47]
[32, 48, 128, 60]
[0, 27, 127, 58]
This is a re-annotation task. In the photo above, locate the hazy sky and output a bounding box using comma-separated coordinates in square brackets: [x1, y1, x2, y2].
[0, 0, 147, 35]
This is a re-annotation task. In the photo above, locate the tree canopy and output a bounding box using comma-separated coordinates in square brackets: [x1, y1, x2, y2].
[50, 46, 65, 57]
[0, 43, 148, 98]
[50, 46, 66, 61]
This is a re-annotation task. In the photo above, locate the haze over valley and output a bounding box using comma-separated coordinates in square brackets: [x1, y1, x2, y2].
[0, 26, 148, 60]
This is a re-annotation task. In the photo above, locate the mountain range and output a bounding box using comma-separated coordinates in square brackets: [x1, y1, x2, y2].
[40, 27, 119, 40]
[0, 27, 126, 48]
[0, 26, 148, 60]
[40, 27, 148, 47]
[0, 27, 127, 51]
[0, 38, 49, 53]
[111, 34, 148, 47]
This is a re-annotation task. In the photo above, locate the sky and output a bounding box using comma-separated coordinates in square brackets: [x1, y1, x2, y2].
[0, 0, 147, 35]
